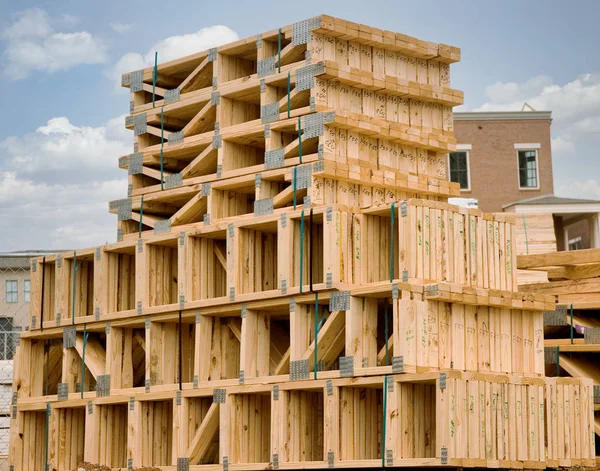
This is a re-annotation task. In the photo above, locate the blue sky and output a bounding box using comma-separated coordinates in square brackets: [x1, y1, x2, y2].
[1, 0, 599, 250]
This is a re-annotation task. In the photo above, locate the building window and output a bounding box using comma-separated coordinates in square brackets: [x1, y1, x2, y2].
[0, 318, 18, 360]
[568, 236, 582, 251]
[24, 280, 30, 303]
[518, 150, 539, 189]
[449, 151, 470, 190]
[5, 281, 17, 304]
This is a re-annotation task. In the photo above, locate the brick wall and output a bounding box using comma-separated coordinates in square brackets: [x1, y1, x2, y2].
[453, 118, 554, 212]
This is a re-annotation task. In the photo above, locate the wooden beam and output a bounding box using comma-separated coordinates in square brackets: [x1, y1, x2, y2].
[187, 402, 220, 465]
[182, 101, 215, 137]
[170, 193, 207, 226]
[181, 145, 217, 179]
[179, 57, 211, 93]
[518, 249, 600, 269]
[74, 334, 106, 380]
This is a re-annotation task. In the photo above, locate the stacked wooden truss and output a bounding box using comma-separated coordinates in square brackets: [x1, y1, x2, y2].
[519, 248, 600, 450]
[10, 15, 596, 471]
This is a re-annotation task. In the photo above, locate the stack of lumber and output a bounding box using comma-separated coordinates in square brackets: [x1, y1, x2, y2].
[519, 248, 600, 451]
[513, 213, 557, 285]
[10, 15, 595, 471]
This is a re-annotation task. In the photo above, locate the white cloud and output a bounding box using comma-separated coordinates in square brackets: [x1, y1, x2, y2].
[0, 117, 130, 250]
[475, 74, 600, 123]
[551, 136, 575, 156]
[1, 8, 107, 80]
[107, 25, 238, 91]
[473, 74, 600, 172]
[556, 179, 600, 201]
[110, 22, 133, 34]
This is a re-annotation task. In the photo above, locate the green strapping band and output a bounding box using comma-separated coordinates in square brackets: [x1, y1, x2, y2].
[139, 194, 145, 238]
[71, 250, 78, 324]
[45, 402, 50, 471]
[390, 202, 395, 282]
[522, 213, 529, 255]
[570, 304, 574, 345]
[297, 117, 303, 164]
[313, 293, 319, 380]
[81, 324, 89, 399]
[293, 167, 297, 210]
[287, 72, 291, 118]
[152, 51, 158, 108]
[277, 28, 282, 73]
[381, 376, 388, 467]
[160, 107, 165, 190]
[300, 209, 305, 293]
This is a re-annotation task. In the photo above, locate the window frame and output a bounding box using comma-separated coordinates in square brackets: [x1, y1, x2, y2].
[24, 279, 31, 303]
[5, 280, 18, 304]
[448, 148, 471, 192]
[516, 148, 541, 190]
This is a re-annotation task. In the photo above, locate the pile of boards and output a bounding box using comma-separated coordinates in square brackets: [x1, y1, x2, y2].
[10, 15, 595, 471]
[518, 248, 600, 455]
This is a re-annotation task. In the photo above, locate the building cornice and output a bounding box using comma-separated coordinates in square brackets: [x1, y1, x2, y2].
[454, 111, 552, 121]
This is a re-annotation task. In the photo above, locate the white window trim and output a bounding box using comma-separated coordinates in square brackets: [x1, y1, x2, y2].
[514, 143, 541, 149]
[456, 143, 472, 150]
[448, 150, 471, 192]
[516, 148, 540, 190]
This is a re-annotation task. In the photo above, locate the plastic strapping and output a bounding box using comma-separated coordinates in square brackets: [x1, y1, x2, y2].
[291, 17, 322, 46]
[71, 250, 78, 324]
[299, 210, 305, 293]
[164, 88, 180, 104]
[390, 203, 395, 282]
[160, 107, 165, 189]
[277, 28, 282, 73]
[152, 51, 158, 107]
[296, 62, 325, 91]
[261, 103, 280, 123]
[329, 291, 350, 311]
[287, 72, 291, 118]
[570, 304, 574, 344]
[522, 213, 529, 254]
[81, 325, 89, 398]
[381, 376, 387, 467]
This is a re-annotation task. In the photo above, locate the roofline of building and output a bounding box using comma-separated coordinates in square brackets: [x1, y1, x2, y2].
[454, 111, 552, 121]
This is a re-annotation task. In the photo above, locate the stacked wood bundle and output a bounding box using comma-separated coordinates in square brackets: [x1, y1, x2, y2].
[518, 248, 600, 450]
[10, 15, 595, 471]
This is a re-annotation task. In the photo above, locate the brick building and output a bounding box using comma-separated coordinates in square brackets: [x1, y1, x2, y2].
[450, 110, 600, 253]
[451, 110, 554, 212]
